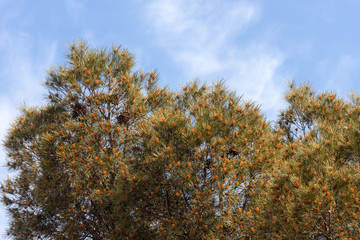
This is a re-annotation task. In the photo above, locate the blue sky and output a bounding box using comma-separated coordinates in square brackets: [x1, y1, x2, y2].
[0, 0, 359, 236]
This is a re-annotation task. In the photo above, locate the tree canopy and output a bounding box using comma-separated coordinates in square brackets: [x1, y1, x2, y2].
[1, 41, 360, 239]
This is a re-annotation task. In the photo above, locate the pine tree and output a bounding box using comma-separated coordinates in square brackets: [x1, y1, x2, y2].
[2, 41, 360, 240]
[253, 83, 360, 239]
[1, 41, 170, 239]
[128, 80, 276, 239]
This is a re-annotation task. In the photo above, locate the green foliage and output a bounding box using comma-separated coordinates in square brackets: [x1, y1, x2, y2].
[1, 41, 360, 239]
[256, 84, 360, 239]
[1, 41, 170, 239]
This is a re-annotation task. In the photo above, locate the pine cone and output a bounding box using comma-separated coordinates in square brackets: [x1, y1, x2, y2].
[72, 102, 87, 119]
[117, 111, 130, 125]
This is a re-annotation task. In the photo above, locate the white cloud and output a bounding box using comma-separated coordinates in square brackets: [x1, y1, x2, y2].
[330, 55, 357, 82]
[144, 0, 286, 119]
[318, 55, 358, 94]
[146, 0, 258, 65]
[227, 45, 285, 109]
[0, 29, 58, 236]
[0, 32, 57, 105]
[65, 0, 84, 20]
[0, 98, 15, 234]
[147, 0, 257, 40]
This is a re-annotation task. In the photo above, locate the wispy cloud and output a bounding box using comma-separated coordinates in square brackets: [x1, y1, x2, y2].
[146, 0, 258, 74]
[225, 44, 285, 109]
[0, 99, 15, 237]
[144, 0, 286, 118]
[0, 33, 57, 105]
[0, 27, 58, 236]
[65, 0, 84, 21]
[0, 32, 57, 147]
[318, 55, 359, 94]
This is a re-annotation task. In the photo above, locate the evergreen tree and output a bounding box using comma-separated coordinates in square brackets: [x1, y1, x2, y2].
[253, 83, 360, 239]
[130, 80, 276, 239]
[1, 41, 170, 239]
[2, 42, 360, 240]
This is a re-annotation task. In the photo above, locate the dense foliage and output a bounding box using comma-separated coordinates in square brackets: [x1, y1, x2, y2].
[1, 42, 360, 239]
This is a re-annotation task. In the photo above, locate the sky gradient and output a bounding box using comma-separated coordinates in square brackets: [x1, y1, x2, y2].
[1, 0, 360, 236]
